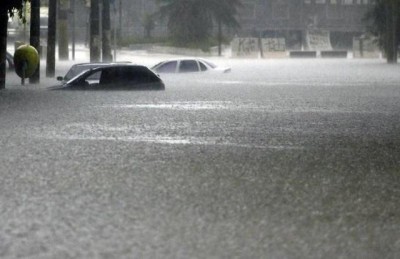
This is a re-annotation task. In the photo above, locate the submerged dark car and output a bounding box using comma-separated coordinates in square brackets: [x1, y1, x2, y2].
[51, 64, 165, 91]
[57, 61, 132, 84]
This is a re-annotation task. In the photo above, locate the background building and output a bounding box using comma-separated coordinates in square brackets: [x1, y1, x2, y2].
[237, 0, 374, 50]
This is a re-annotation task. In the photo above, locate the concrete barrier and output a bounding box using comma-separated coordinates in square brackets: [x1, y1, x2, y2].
[321, 51, 348, 58]
[289, 51, 317, 58]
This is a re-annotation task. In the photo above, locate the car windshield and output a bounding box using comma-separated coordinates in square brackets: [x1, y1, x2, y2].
[65, 69, 96, 85]
[64, 65, 92, 81]
[200, 59, 217, 68]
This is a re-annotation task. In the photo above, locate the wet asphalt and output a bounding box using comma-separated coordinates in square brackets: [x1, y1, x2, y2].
[0, 56, 399, 258]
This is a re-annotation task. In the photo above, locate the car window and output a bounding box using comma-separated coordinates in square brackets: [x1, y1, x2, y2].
[156, 61, 177, 73]
[94, 67, 161, 87]
[179, 60, 199, 73]
[87, 71, 101, 85]
[99, 68, 118, 85]
[123, 67, 161, 84]
[199, 61, 208, 71]
[64, 64, 112, 81]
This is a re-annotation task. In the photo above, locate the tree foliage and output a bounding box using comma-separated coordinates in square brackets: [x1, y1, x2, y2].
[364, 0, 400, 63]
[157, 0, 241, 47]
[142, 12, 156, 38]
[205, 0, 242, 29]
[2, 0, 30, 21]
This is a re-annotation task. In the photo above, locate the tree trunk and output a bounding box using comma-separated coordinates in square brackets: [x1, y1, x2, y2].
[0, 8, 8, 89]
[118, 0, 122, 40]
[217, 19, 222, 57]
[46, 0, 57, 77]
[102, 0, 112, 62]
[30, 0, 41, 84]
[391, 2, 398, 63]
[90, 0, 100, 62]
[58, 0, 69, 60]
[385, 2, 398, 64]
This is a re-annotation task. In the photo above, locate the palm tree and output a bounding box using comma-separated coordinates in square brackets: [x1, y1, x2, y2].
[205, 0, 242, 56]
[0, 0, 29, 89]
[158, 0, 212, 46]
[157, 0, 241, 49]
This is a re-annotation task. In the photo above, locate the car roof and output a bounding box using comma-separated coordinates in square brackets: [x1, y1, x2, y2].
[159, 57, 204, 61]
[66, 64, 157, 84]
[71, 61, 131, 67]
[156, 58, 216, 65]
[87, 64, 151, 72]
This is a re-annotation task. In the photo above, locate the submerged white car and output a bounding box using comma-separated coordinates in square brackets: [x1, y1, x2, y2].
[151, 58, 231, 74]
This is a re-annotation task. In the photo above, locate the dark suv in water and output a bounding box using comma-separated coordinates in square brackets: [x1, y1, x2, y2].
[52, 64, 165, 91]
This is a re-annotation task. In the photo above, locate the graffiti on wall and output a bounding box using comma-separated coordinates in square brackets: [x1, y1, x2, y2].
[231, 38, 258, 57]
[306, 30, 332, 50]
[262, 38, 286, 52]
[231, 38, 286, 57]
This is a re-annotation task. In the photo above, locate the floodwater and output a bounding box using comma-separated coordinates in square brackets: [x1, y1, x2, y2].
[0, 55, 399, 258]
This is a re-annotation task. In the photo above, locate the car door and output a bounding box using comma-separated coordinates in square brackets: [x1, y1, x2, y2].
[122, 66, 163, 89]
[99, 68, 119, 87]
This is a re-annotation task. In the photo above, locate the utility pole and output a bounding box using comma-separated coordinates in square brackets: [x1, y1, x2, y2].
[90, 0, 101, 62]
[30, 0, 40, 84]
[119, 0, 122, 39]
[46, 0, 57, 77]
[390, 0, 398, 63]
[71, 0, 76, 60]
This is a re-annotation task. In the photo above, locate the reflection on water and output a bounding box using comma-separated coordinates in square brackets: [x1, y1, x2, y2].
[101, 101, 385, 114]
[32, 122, 304, 150]
[105, 101, 234, 110]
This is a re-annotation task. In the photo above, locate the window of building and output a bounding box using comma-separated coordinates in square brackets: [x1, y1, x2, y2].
[272, 1, 289, 19]
[327, 3, 343, 19]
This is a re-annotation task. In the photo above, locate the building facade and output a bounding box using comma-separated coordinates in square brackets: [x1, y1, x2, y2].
[237, 0, 374, 50]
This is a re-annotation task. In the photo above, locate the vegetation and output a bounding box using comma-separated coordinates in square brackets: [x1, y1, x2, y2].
[157, 0, 241, 51]
[0, 0, 29, 89]
[364, 0, 400, 63]
[142, 12, 156, 39]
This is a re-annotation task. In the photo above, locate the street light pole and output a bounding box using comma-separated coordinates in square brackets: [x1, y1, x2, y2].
[113, 0, 117, 61]
[46, 0, 57, 77]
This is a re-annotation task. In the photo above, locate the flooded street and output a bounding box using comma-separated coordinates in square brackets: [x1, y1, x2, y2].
[0, 58, 399, 258]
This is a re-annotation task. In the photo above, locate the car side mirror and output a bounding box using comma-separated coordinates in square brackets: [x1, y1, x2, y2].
[57, 76, 63, 81]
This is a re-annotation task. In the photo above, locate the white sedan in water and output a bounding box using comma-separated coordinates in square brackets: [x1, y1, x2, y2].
[151, 58, 231, 74]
